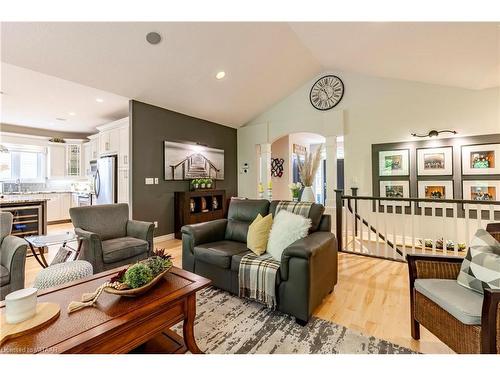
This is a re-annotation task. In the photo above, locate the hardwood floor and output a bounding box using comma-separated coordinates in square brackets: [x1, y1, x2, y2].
[24, 223, 452, 354]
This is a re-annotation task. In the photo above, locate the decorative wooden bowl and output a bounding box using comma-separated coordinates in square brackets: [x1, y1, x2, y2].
[103, 266, 172, 297]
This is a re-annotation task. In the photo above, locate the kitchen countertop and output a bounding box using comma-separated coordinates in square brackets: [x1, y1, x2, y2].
[2, 191, 92, 195]
[0, 197, 50, 204]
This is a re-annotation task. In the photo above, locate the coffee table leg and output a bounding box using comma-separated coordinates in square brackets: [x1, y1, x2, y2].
[29, 243, 48, 268]
[183, 294, 203, 354]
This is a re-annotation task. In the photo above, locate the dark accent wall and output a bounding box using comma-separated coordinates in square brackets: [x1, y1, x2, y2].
[371, 133, 500, 199]
[130, 100, 237, 236]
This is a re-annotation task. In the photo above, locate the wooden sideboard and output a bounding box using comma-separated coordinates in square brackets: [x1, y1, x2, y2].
[174, 190, 226, 239]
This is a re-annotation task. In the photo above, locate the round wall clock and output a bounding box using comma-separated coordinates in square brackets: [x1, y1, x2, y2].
[309, 75, 344, 111]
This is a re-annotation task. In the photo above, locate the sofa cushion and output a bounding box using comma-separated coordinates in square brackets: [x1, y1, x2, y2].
[0, 265, 9, 286]
[247, 213, 273, 256]
[225, 199, 270, 243]
[194, 240, 249, 269]
[414, 279, 483, 325]
[457, 229, 500, 294]
[70, 203, 128, 241]
[269, 200, 325, 232]
[267, 210, 311, 261]
[102, 236, 149, 264]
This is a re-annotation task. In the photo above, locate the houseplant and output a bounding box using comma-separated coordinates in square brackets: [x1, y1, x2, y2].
[288, 182, 302, 202]
[297, 145, 322, 202]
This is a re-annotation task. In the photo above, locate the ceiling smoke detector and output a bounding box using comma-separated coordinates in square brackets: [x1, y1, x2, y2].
[146, 32, 162, 45]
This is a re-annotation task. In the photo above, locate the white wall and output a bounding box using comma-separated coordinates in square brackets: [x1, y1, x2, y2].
[240, 70, 500, 197]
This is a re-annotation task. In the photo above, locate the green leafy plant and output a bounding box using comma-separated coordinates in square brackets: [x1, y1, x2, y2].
[123, 263, 153, 289]
[142, 256, 172, 277]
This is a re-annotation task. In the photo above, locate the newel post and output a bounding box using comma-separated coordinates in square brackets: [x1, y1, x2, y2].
[351, 187, 358, 235]
[335, 189, 344, 252]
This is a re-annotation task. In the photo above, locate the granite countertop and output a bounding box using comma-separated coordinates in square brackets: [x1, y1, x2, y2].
[0, 197, 50, 204]
[2, 191, 93, 195]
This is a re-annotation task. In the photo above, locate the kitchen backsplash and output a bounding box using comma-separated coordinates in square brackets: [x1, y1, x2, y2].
[2, 179, 91, 193]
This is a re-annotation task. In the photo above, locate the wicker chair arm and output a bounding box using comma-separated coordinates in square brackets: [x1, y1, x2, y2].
[481, 288, 500, 354]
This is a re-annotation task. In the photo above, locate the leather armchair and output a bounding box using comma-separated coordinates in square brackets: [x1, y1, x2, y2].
[70, 204, 155, 273]
[1, 212, 28, 300]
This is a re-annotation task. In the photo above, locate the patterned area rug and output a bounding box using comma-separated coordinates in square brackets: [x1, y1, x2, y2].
[178, 287, 416, 354]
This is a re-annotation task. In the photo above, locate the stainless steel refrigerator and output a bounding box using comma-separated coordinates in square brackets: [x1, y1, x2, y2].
[93, 155, 117, 205]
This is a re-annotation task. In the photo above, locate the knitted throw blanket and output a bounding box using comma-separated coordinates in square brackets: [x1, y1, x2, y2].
[239, 253, 280, 309]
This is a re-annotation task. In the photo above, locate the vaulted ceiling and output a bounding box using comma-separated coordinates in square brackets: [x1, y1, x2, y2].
[1, 22, 499, 132]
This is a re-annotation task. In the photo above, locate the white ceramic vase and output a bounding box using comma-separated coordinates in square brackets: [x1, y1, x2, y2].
[300, 186, 315, 202]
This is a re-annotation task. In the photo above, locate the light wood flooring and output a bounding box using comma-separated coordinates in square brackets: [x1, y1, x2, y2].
[24, 223, 452, 354]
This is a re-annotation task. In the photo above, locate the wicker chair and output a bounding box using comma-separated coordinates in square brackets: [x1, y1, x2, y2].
[407, 223, 500, 354]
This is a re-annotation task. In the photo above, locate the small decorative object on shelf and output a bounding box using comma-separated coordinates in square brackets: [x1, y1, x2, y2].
[201, 197, 208, 212]
[190, 178, 214, 191]
[189, 198, 195, 213]
[267, 180, 273, 201]
[212, 196, 218, 210]
[48, 137, 66, 143]
[288, 182, 302, 202]
[258, 182, 264, 199]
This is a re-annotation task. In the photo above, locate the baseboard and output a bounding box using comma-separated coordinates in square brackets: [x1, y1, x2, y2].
[154, 233, 175, 243]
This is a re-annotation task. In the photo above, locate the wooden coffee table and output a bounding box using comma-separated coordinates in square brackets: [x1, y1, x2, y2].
[0, 266, 210, 354]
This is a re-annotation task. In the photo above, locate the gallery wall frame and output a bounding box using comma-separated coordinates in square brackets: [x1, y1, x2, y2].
[416, 146, 453, 177]
[461, 143, 500, 176]
[378, 149, 410, 177]
[379, 180, 411, 206]
[462, 180, 500, 202]
[417, 180, 454, 208]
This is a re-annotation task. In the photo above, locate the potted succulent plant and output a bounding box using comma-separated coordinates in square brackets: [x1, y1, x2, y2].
[200, 178, 206, 189]
[191, 179, 200, 190]
[206, 178, 213, 189]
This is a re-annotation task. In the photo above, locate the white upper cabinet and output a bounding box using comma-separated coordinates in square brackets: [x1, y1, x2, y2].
[118, 126, 129, 168]
[88, 136, 99, 160]
[48, 144, 66, 178]
[99, 128, 120, 156]
[82, 142, 91, 176]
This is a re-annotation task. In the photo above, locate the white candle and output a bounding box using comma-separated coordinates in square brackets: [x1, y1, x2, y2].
[5, 288, 37, 324]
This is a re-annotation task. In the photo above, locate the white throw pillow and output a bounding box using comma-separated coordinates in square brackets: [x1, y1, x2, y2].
[266, 210, 312, 261]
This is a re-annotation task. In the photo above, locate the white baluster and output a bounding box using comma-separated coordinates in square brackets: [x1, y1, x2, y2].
[352, 199, 356, 253]
[375, 199, 380, 257]
[432, 201, 437, 255]
[453, 204, 458, 256]
[384, 203, 389, 259]
[465, 203, 470, 248]
[392, 203, 397, 260]
[442, 202, 447, 256]
[411, 202, 416, 254]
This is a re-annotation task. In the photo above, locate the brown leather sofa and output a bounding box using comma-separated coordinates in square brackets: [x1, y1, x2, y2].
[181, 199, 338, 325]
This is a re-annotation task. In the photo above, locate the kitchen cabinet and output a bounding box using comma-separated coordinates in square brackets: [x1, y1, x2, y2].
[66, 144, 81, 177]
[89, 136, 99, 161]
[99, 128, 120, 156]
[118, 126, 129, 168]
[44, 192, 72, 222]
[48, 145, 66, 178]
[45, 193, 62, 222]
[117, 169, 129, 204]
[82, 142, 91, 177]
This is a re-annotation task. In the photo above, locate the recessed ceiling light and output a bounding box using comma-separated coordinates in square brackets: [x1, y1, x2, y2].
[216, 71, 226, 80]
[146, 32, 162, 45]
[56, 118, 67, 121]
[95, 98, 104, 103]
[69, 112, 76, 116]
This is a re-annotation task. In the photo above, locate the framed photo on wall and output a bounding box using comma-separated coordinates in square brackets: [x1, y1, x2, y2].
[417, 146, 453, 176]
[461, 143, 500, 175]
[417, 180, 454, 207]
[378, 149, 410, 176]
[379, 180, 410, 206]
[462, 180, 499, 202]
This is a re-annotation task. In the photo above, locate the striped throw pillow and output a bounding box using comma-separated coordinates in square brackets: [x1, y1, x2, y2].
[457, 229, 500, 294]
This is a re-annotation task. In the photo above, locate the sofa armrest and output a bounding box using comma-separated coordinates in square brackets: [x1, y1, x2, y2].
[74, 227, 103, 267]
[280, 231, 336, 281]
[0, 235, 28, 274]
[127, 220, 155, 245]
[181, 219, 228, 249]
[75, 227, 100, 241]
[481, 288, 500, 353]
[407, 254, 463, 286]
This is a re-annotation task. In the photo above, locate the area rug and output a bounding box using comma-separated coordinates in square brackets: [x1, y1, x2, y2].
[177, 287, 416, 354]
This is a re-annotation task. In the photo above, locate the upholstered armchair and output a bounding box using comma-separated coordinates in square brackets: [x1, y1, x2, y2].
[407, 223, 500, 354]
[70, 204, 155, 273]
[0, 212, 28, 300]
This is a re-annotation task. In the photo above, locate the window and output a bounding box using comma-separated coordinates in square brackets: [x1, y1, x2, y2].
[0, 148, 46, 181]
